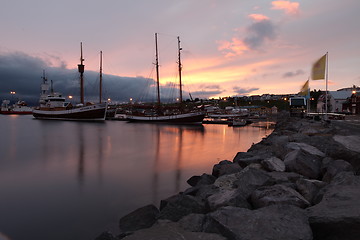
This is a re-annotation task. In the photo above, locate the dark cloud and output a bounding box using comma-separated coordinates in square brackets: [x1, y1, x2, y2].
[233, 86, 259, 95]
[190, 90, 224, 99]
[282, 69, 305, 78]
[243, 19, 276, 50]
[0, 52, 183, 105]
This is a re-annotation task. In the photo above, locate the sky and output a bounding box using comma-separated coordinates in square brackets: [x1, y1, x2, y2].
[1, 0, 360, 103]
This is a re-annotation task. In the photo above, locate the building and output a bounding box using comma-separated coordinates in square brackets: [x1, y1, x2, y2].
[348, 92, 360, 114]
[317, 88, 358, 113]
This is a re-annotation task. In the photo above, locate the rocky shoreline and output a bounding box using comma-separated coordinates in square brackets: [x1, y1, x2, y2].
[96, 113, 360, 240]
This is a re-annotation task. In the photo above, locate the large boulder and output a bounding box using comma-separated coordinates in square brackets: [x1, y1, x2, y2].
[322, 159, 354, 183]
[186, 173, 216, 187]
[307, 184, 360, 240]
[204, 205, 312, 240]
[333, 135, 360, 153]
[158, 194, 207, 222]
[233, 167, 273, 199]
[286, 142, 325, 157]
[233, 151, 268, 168]
[206, 188, 251, 211]
[284, 149, 322, 179]
[122, 222, 226, 240]
[296, 178, 327, 205]
[118, 204, 159, 234]
[261, 157, 285, 172]
[212, 160, 242, 177]
[250, 184, 310, 209]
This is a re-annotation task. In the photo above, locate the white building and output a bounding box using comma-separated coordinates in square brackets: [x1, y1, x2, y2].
[317, 89, 353, 113]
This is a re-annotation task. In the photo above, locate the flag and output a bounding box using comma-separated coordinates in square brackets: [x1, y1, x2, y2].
[311, 54, 326, 80]
[299, 79, 310, 99]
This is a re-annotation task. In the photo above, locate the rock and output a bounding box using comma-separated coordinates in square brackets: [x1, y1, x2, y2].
[187, 173, 216, 187]
[284, 149, 322, 179]
[212, 160, 242, 177]
[261, 157, 285, 172]
[250, 184, 310, 209]
[178, 213, 206, 232]
[118, 204, 159, 233]
[122, 223, 226, 240]
[158, 194, 207, 222]
[322, 159, 354, 183]
[204, 205, 312, 240]
[233, 151, 267, 168]
[233, 167, 272, 199]
[286, 142, 325, 157]
[95, 231, 119, 240]
[296, 178, 327, 205]
[213, 172, 240, 190]
[267, 171, 304, 185]
[307, 184, 360, 240]
[333, 135, 360, 153]
[206, 188, 251, 211]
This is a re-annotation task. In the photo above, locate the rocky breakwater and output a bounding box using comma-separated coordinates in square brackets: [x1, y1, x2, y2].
[96, 115, 360, 240]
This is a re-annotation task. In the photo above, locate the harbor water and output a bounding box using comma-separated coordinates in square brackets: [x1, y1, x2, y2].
[0, 115, 273, 240]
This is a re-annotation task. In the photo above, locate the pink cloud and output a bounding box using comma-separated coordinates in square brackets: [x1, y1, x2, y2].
[248, 14, 270, 22]
[217, 38, 250, 57]
[271, 1, 299, 15]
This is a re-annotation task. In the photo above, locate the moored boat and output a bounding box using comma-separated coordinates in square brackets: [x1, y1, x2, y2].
[126, 34, 205, 123]
[33, 43, 107, 121]
[1, 100, 33, 115]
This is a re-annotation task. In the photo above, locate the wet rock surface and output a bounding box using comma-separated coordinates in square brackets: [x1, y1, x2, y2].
[96, 113, 360, 240]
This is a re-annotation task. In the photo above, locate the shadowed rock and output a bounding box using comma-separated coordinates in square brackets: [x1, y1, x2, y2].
[212, 160, 242, 177]
[307, 183, 360, 240]
[187, 173, 216, 187]
[261, 156, 285, 172]
[250, 184, 310, 209]
[206, 188, 251, 211]
[158, 194, 207, 222]
[296, 178, 327, 205]
[204, 205, 312, 240]
[322, 159, 354, 183]
[122, 223, 226, 240]
[284, 149, 322, 179]
[119, 204, 159, 234]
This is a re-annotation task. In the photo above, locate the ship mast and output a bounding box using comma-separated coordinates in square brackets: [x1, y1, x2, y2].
[99, 51, 103, 104]
[155, 33, 161, 106]
[177, 36, 183, 103]
[78, 42, 85, 104]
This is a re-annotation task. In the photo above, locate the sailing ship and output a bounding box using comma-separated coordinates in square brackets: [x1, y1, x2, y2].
[126, 34, 205, 123]
[33, 43, 107, 121]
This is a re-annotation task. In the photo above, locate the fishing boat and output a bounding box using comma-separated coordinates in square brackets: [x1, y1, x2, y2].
[0, 99, 33, 115]
[33, 44, 107, 121]
[126, 34, 205, 123]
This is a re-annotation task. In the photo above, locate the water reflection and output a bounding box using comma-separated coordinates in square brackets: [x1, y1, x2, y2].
[0, 116, 273, 240]
[151, 124, 205, 203]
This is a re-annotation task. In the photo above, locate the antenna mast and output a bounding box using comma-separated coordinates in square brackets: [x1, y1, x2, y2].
[155, 33, 161, 106]
[78, 42, 85, 104]
[99, 51, 103, 104]
[177, 36, 183, 103]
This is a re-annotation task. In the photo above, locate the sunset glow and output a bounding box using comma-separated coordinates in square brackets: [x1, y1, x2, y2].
[0, 0, 359, 101]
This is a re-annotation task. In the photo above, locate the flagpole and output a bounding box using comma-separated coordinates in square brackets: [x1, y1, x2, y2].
[325, 52, 328, 119]
[307, 77, 310, 114]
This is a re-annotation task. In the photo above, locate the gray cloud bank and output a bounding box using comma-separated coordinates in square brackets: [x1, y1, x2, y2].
[0, 52, 203, 105]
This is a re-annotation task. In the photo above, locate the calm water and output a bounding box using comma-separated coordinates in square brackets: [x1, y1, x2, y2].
[0, 115, 273, 240]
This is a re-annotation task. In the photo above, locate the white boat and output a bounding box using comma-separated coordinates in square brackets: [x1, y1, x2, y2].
[1, 100, 33, 115]
[126, 34, 205, 123]
[228, 118, 247, 127]
[33, 44, 107, 121]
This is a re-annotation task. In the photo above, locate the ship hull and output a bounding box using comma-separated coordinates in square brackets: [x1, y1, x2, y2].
[33, 103, 107, 121]
[126, 112, 205, 123]
[0, 110, 33, 115]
